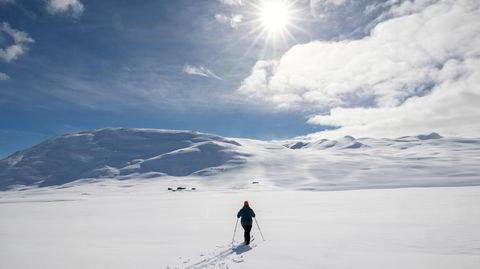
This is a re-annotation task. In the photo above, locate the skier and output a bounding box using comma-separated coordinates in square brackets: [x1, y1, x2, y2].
[237, 201, 256, 245]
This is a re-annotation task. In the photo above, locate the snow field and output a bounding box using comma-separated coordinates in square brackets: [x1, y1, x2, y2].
[1, 183, 479, 269]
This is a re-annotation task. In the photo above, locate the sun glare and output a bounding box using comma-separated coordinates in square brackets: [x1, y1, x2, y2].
[260, 1, 289, 33]
[239, 0, 304, 56]
[250, 0, 301, 47]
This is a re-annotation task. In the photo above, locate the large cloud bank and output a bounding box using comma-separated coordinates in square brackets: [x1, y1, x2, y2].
[238, 0, 480, 138]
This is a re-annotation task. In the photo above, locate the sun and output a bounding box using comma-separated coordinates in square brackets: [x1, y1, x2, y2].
[238, 0, 304, 56]
[248, 0, 301, 47]
[260, 1, 290, 34]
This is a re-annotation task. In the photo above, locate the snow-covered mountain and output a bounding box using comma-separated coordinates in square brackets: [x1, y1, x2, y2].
[1, 128, 479, 190]
[0, 128, 250, 190]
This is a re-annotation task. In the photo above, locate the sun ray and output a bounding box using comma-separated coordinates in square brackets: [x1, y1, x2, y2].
[213, 0, 308, 75]
[244, 0, 306, 52]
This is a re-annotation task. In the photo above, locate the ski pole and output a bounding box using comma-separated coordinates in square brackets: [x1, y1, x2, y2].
[254, 217, 265, 241]
[231, 218, 239, 245]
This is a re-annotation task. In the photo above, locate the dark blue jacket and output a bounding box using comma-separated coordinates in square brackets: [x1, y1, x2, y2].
[237, 207, 256, 225]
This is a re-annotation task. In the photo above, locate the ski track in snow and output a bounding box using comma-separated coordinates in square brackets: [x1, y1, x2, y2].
[169, 241, 257, 269]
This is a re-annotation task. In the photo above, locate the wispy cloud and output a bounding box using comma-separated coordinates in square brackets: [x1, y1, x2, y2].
[34, 62, 219, 111]
[311, 0, 349, 7]
[183, 64, 222, 80]
[0, 72, 9, 81]
[46, 0, 84, 17]
[218, 0, 245, 6]
[239, 0, 480, 137]
[309, 0, 353, 17]
[0, 0, 15, 4]
[215, 13, 243, 29]
[0, 22, 34, 62]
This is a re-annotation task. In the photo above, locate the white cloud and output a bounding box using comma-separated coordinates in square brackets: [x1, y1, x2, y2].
[215, 13, 243, 29]
[218, 0, 245, 6]
[183, 64, 222, 80]
[0, 72, 9, 81]
[309, 0, 351, 17]
[0, 22, 34, 62]
[387, 0, 441, 16]
[312, 0, 349, 6]
[307, 58, 480, 138]
[46, 0, 84, 17]
[239, 0, 480, 137]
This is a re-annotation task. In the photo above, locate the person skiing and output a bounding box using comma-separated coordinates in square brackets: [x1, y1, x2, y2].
[237, 201, 256, 245]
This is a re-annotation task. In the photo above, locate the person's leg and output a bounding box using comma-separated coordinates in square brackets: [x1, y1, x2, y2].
[245, 224, 252, 244]
[241, 224, 247, 243]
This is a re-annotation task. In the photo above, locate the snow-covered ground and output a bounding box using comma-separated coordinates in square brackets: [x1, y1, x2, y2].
[1, 128, 479, 268]
[0, 182, 479, 269]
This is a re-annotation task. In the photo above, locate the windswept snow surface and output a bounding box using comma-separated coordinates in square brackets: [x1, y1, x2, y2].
[1, 128, 479, 190]
[0, 183, 479, 269]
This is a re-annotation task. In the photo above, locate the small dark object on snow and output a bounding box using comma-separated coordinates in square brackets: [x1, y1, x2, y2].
[191, 187, 196, 190]
[252, 181, 259, 184]
[167, 187, 173, 190]
[289, 141, 308, 149]
[177, 186, 186, 190]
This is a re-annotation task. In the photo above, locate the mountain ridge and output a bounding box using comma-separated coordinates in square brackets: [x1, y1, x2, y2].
[1, 128, 479, 191]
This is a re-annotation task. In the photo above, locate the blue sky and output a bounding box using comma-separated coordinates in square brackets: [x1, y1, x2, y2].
[0, 0, 322, 157]
[1, 0, 479, 157]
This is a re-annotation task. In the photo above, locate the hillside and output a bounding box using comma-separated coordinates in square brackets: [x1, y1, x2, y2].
[0, 128, 249, 190]
[1, 128, 479, 190]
